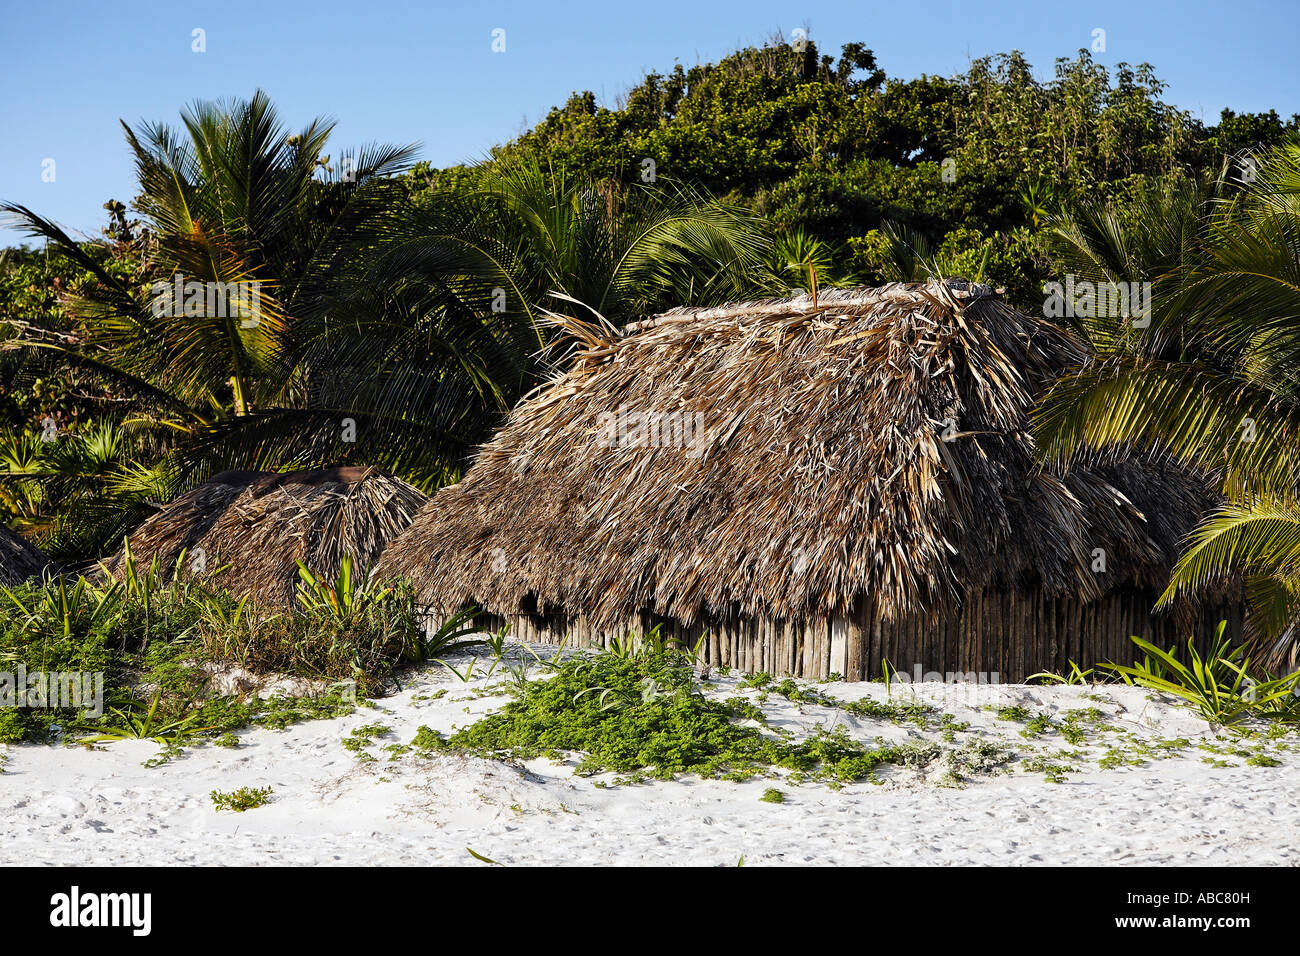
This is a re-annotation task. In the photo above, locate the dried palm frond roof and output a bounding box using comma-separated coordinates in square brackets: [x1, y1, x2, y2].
[104, 466, 427, 605]
[0, 525, 51, 586]
[377, 280, 1218, 627]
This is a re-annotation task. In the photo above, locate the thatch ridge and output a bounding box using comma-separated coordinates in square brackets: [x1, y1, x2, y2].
[0, 525, 52, 586]
[377, 280, 1218, 629]
[105, 465, 428, 605]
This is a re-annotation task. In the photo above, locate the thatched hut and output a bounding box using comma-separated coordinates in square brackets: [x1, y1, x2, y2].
[0, 525, 52, 586]
[106, 466, 427, 605]
[377, 280, 1238, 681]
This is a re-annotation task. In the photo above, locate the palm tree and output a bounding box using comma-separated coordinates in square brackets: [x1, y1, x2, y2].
[2, 97, 774, 559]
[0, 91, 434, 553]
[5, 92, 419, 419]
[368, 152, 768, 329]
[766, 227, 834, 299]
[1033, 140, 1300, 668]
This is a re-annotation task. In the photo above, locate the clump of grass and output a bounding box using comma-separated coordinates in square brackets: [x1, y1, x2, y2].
[765, 678, 822, 704]
[1060, 707, 1115, 743]
[211, 785, 273, 812]
[1246, 753, 1283, 767]
[994, 705, 1031, 722]
[1098, 747, 1144, 770]
[1097, 734, 1191, 770]
[1027, 661, 1094, 685]
[947, 740, 1017, 779]
[342, 722, 391, 760]
[238, 687, 361, 730]
[839, 695, 937, 726]
[742, 673, 940, 728]
[760, 787, 785, 803]
[1021, 713, 1058, 738]
[1020, 757, 1075, 783]
[411, 725, 446, 753]
[200, 564, 449, 696]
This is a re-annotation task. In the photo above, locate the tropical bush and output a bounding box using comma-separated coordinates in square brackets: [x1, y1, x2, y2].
[1035, 139, 1300, 668]
[0, 549, 454, 745]
[1105, 625, 1300, 725]
[202, 572, 424, 696]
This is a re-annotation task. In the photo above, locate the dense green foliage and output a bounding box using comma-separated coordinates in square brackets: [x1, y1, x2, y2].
[0, 228, 162, 551]
[0, 552, 436, 748]
[423, 41, 1297, 304]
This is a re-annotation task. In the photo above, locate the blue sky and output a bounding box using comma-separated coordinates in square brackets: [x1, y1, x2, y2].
[1, 0, 1297, 246]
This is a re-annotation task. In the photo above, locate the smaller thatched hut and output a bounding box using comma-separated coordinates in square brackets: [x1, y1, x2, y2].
[378, 280, 1239, 681]
[105, 466, 427, 605]
[0, 525, 52, 586]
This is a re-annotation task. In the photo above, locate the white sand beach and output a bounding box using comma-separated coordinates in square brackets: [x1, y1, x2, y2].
[2, 647, 1297, 866]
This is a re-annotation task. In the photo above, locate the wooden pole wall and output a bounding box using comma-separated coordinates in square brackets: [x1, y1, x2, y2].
[453, 588, 1245, 682]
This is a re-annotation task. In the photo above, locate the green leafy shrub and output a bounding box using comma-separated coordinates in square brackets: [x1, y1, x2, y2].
[1105, 624, 1300, 725]
[198, 569, 433, 696]
[0, 552, 377, 748]
[210, 786, 273, 812]
[418, 649, 1010, 784]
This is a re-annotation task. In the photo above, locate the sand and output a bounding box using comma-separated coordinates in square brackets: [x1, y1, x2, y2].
[2, 646, 1297, 866]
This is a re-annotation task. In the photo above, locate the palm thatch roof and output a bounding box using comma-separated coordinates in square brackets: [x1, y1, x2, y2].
[0, 525, 52, 586]
[105, 466, 427, 605]
[377, 280, 1218, 629]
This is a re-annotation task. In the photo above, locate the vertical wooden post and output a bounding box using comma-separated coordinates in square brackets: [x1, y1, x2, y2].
[830, 616, 848, 678]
